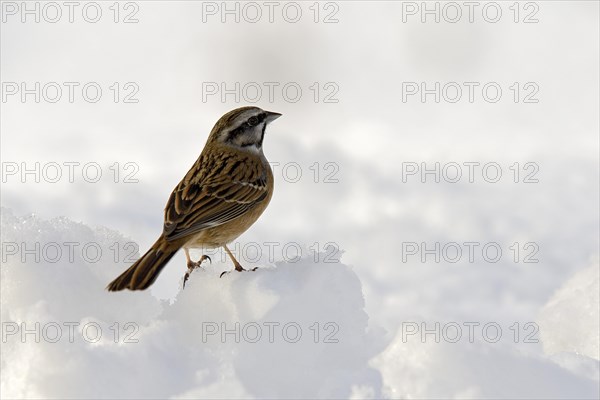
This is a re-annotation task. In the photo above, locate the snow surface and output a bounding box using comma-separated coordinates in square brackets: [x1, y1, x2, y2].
[1, 208, 598, 399]
[538, 263, 599, 359]
[537, 263, 600, 382]
[0, 208, 380, 399]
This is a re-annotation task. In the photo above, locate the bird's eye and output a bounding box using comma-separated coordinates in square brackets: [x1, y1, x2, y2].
[247, 116, 259, 126]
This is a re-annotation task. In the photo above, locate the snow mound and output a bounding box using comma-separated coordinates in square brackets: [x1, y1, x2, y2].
[538, 262, 599, 360]
[536, 262, 600, 382]
[372, 329, 599, 399]
[0, 208, 381, 399]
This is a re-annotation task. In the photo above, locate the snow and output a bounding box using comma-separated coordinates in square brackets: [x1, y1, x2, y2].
[538, 263, 599, 359]
[369, 261, 600, 399]
[1, 207, 598, 399]
[373, 327, 598, 399]
[537, 262, 600, 381]
[0, 208, 381, 399]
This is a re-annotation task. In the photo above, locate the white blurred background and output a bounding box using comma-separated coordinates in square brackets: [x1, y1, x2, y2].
[1, 1, 599, 398]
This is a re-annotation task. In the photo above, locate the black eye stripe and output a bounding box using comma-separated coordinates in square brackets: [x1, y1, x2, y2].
[227, 113, 267, 142]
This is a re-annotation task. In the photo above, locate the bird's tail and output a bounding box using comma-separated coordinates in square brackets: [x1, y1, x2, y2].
[107, 236, 179, 291]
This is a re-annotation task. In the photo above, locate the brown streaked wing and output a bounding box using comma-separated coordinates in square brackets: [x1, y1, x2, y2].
[162, 150, 269, 242]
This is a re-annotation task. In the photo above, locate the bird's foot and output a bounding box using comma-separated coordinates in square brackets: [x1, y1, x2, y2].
[183, 255, 211, 288]
[187, 255, 211, 270]
[220, 264, 258, 278]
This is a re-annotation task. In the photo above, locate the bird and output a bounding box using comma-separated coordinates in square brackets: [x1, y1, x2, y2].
[107, 106, 281, 291]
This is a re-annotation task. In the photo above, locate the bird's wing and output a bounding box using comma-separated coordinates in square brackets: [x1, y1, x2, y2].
[162, 149, 270, 242]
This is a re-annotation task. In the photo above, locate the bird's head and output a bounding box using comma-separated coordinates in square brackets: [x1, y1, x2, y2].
[208, 106, 282, 152]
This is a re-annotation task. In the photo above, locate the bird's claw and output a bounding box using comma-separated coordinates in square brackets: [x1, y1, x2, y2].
[183, 255, 212, 289]
[187, 255, 211, 270]
[220, 265, 258, 278]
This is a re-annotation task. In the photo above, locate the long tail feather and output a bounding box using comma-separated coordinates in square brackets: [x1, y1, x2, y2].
[107, 236, 179, 291]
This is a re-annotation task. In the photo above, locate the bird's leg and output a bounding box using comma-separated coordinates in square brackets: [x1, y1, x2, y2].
[184, 248, 211, 269]
[225, 244, 245, 272]
[220, 244, 258, 278]
[182, 249, 211, 289]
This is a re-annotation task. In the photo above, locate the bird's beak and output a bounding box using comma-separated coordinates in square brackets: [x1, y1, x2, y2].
[265, 111, 282, 123]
